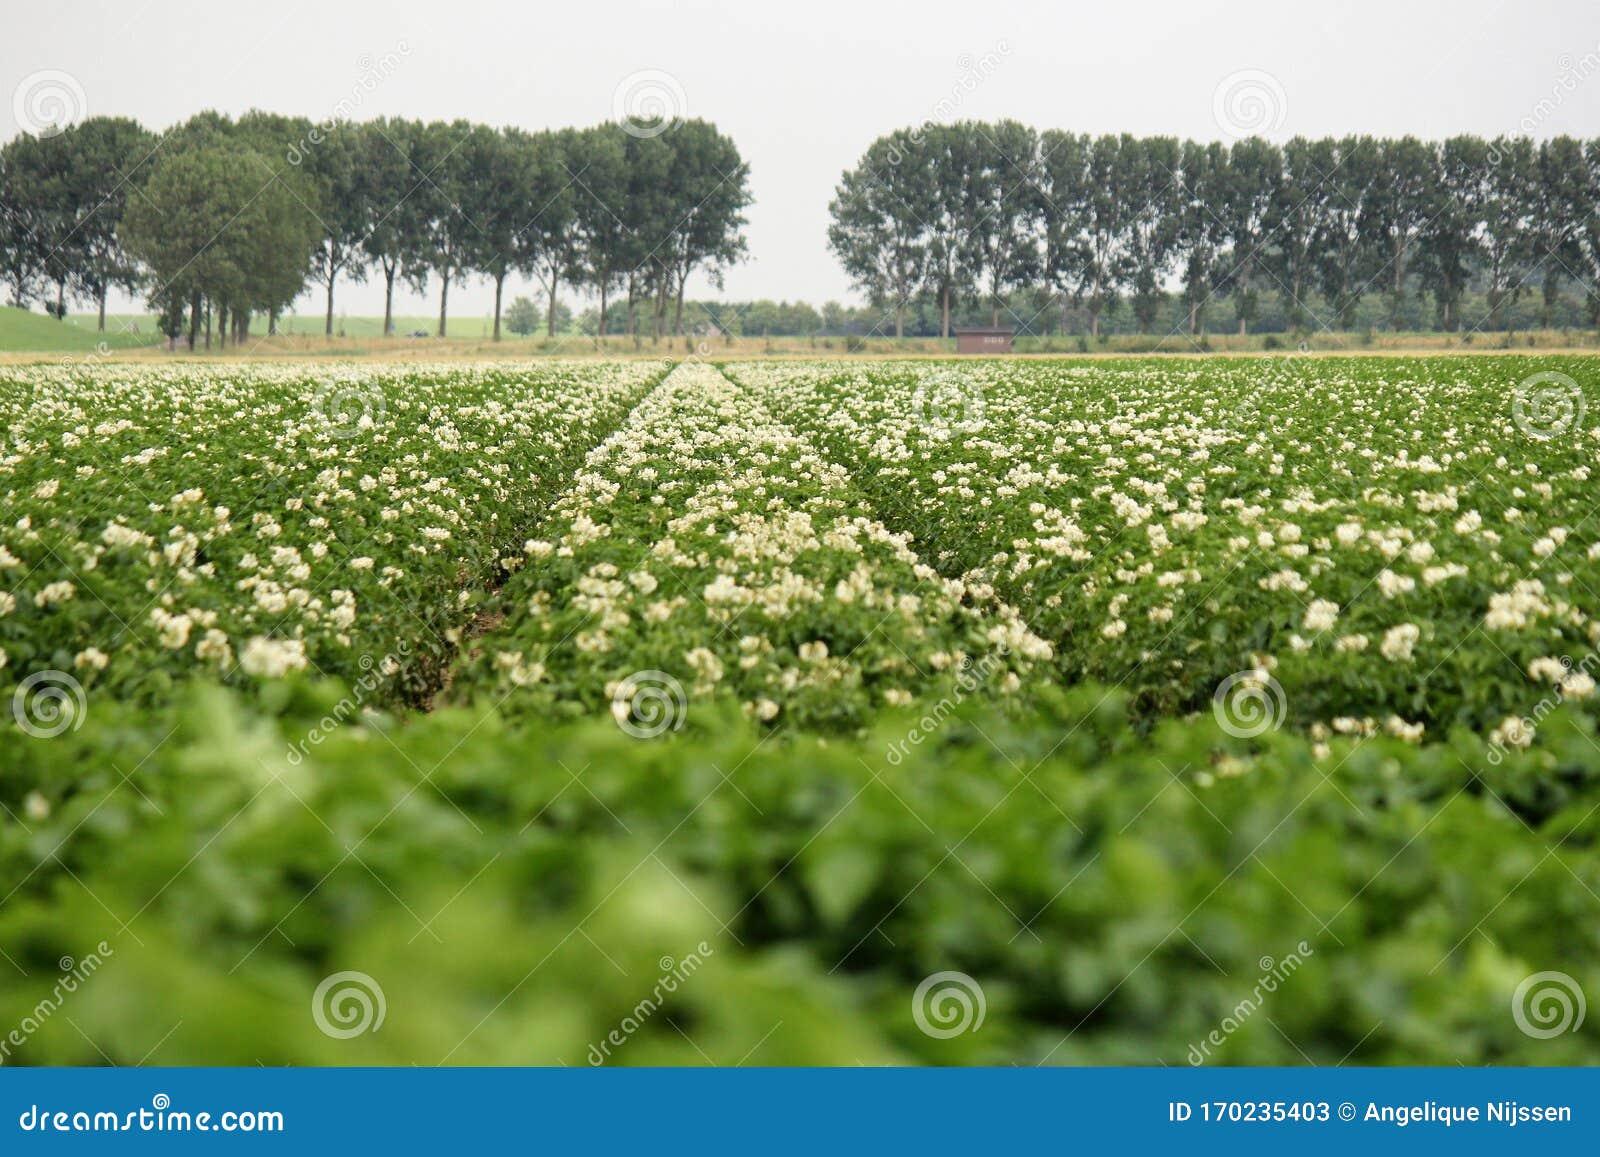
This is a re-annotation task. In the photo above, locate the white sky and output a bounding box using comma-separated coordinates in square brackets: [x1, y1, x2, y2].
[4, 0, 1597, 324]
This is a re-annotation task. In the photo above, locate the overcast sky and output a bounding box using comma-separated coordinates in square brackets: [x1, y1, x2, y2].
[4, 0, 1597, 325]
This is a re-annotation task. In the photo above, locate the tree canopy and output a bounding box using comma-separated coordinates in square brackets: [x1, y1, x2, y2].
[829, 124, 1600, 337]
[0, 112, 752, 344]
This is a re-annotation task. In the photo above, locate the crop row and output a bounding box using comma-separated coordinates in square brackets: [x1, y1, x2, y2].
[451, 362, 1053, 731]
[2, 680, 1596, 1065]
[730, 357, 1600, 746]
[0, 361, 661, 709]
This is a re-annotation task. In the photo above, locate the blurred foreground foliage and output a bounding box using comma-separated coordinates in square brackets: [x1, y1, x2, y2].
[2, 677, 1598, 1066]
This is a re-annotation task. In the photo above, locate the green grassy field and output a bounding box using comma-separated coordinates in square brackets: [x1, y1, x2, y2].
[0, 306, 167, 352]
[4, 304, 1597, 358]
[269, 313, 510, 339]
[0, 306, 511, 351]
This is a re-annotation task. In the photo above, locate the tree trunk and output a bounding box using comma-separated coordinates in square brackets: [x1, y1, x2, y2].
[547, 269, 560, 337]
[204, 302, 212, 350]
[1089, 307, 1100, 339]
[1392, 239, 1406, 331]
[991, 302, 1000, 327]
[894, 300, 904, 340]
[97, 285, 107, 332]
[493, 273, 504, 342]
[598, 281, 609, 340]
[217, 304, 227, 350]
[269, 307, 279, 336]
[438, 264, 450, 337]
[325, 267, 336, 337]
[625, 278, 636, 338]
[54, 279, 65, 321]
[940, 285, 950, 339]
[188, 294, 201, 351]
[383, 265, 396, 336]
[672, 275, 685, 337]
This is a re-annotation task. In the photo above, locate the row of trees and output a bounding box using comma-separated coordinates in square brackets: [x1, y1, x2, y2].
[0, 113, 751, 344]
[583, 290, 1599, 340]
[829, 124, 1600, 338]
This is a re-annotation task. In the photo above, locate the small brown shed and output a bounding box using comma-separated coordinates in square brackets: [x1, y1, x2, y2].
[954, 326, 1014, 354]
